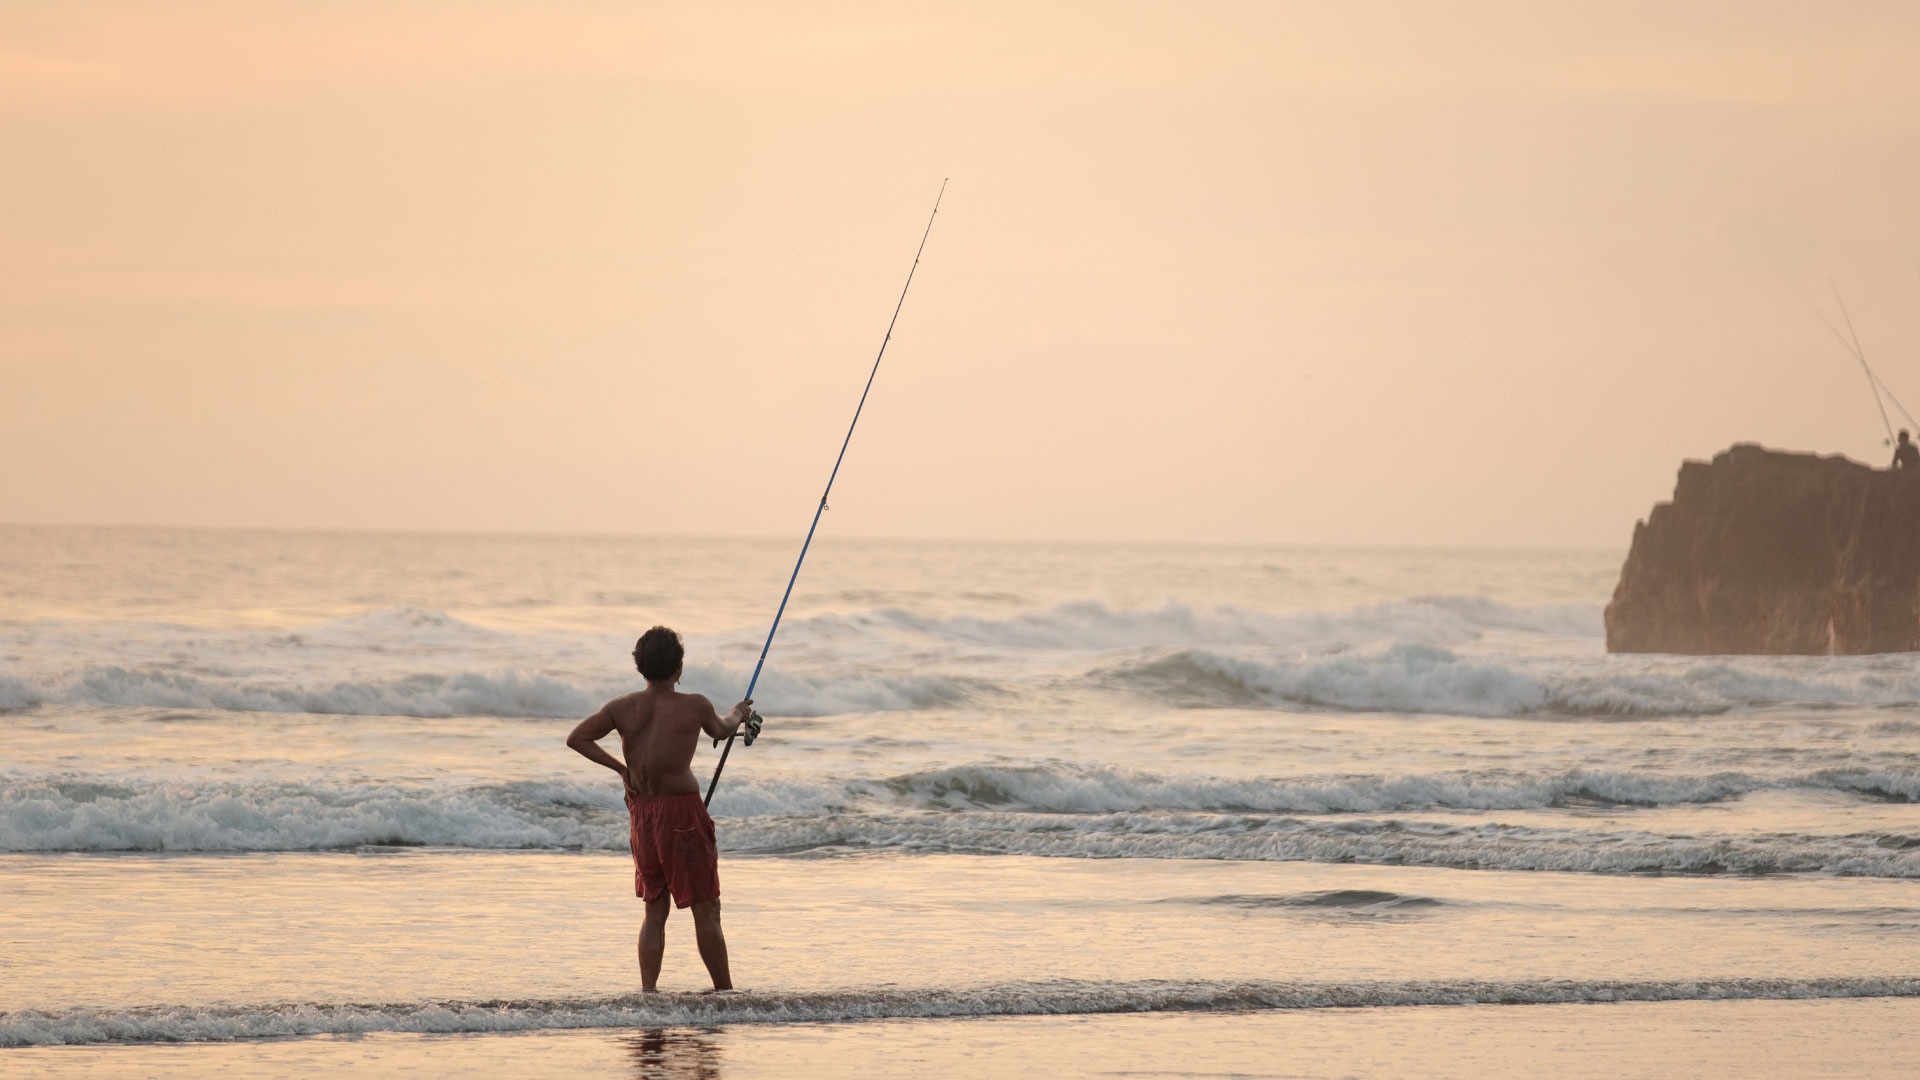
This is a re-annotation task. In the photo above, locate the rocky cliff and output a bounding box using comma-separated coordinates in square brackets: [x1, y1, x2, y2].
[1606, 443, 1920, 654]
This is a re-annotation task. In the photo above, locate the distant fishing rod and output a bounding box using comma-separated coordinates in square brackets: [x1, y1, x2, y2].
[704, 180, 948, 808]
[1811, 283, 1916, 444]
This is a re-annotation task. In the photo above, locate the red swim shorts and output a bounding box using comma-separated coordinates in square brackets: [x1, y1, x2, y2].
[625, 791, 720, 908]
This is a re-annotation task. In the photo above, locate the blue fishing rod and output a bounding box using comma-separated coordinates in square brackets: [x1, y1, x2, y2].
[704, 179, 948, 808]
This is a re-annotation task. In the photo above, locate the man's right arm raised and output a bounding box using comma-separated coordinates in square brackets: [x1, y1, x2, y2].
[700, 695, 754, 740]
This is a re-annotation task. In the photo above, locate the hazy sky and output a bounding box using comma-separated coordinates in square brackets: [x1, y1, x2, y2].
[9, 1, 1920, 545]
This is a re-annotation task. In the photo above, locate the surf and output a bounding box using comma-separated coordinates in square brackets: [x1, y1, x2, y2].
[10, 976, 1920, 1047]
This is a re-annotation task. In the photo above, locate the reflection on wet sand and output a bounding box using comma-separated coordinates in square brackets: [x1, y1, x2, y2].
[626, 1027, 723, 1080]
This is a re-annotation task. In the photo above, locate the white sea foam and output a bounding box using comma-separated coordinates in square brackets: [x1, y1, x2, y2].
[10, 642, 1920, 721]
[0, 777, 624, 853]
[0, 773, 875, 853]
[0, 674, 35, 710]
[38, 665, 601, 718]
[0, 662, 972, 720]
[6, 976, 1917, 1046]
[1107, 645, 1556, 713]
[9, 767, 1920, 876]
[864, 762, 1775, 813]
[1106, 644, 1920, 716]
[15, 598, 1920, 721]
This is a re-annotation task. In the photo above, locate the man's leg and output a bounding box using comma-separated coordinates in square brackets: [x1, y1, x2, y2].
[638, 894, 671, 991]
[690, 899, 732, 991]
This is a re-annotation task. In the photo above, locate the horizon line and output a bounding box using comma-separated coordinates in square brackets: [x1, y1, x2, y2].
[0, 519, 1626, 555]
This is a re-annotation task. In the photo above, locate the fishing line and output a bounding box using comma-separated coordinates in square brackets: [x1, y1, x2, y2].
[704, 179, 948, 808]
[1831, 284, 1894, 444]
[1871, 371, 1919, 435]
[1808, 290, 1916, 440]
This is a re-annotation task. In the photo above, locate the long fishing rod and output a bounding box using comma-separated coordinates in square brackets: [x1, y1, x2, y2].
[1873, 370, 1919, 435]
[1810, 288, 1915, 440]
[704, 179, 948, 808]
[1833, 283, 1896, 445]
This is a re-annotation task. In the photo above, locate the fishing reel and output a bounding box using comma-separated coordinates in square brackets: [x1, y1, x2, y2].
[716, 711, 765, 748]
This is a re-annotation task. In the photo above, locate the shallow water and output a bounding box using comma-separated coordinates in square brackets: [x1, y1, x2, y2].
[4, 525, 1919, 1073]
[13, 1002, 1919, 1080]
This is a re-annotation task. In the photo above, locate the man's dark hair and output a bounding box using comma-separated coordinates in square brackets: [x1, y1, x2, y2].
[633, 626, 684, 682]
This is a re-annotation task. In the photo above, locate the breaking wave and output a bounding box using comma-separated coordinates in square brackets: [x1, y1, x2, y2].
[13, 598, 1920, 720]
[10, 645, 1920, 722]
[0, 666, 601, 719]
[9, 765, 1920, 875]
[0, 774, 859, 853]
[0, 663, 973, 720]
[7, 976, 1919, 1046]
[1102, 644, 1920, 716]
[867, 762, 1783, 813]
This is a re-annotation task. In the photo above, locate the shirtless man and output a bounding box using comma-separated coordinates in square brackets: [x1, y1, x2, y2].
[566, 625, 754, 991]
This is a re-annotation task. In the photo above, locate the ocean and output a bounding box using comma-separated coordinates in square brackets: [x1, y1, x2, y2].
[4, 524, 1920, 1076]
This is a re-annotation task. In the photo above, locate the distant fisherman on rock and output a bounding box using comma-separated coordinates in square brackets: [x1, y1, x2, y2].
[1894, 430, 1919, 472]
[567, 626, 758, 991]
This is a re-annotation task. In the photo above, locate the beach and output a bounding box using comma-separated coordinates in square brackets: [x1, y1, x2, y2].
[5, 525, 1920, 1075]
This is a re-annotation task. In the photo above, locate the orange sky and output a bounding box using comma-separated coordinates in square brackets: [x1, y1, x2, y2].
[8, 1, 1920, 545]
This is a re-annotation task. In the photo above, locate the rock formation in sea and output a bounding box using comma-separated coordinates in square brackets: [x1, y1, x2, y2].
[1606, 443, 1920, 655]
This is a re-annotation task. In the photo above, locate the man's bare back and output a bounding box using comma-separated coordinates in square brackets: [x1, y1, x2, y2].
[591, 687, 746, 797]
